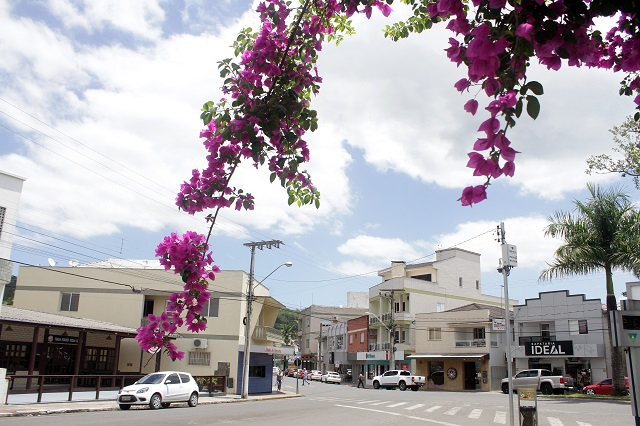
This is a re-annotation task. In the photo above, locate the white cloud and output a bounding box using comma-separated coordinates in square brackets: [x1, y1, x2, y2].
[45, 0, 165, 40]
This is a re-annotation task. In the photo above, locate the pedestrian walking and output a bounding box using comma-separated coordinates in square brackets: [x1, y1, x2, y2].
[302, 368, 310, 385]
[357, 372, 365, 388]
[277, 369, 283, 391]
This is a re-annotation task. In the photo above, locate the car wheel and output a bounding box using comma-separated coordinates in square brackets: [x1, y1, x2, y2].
[188, 392, 199, 407]
[541, 383, 553, 395]
[502, 383, 509, 394]
[586, 389, 596, 395]
[373, 381, 380, 390]
[119, 404, 131, 410]
[399, 381, 407, 391]
[149, 393, 162, 410]
[161, 403, 171, 408]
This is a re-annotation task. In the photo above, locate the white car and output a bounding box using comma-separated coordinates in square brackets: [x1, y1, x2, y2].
[117, 371, 199, 410]
[324, 372, 341, 384]
[310, 370, 322, 381]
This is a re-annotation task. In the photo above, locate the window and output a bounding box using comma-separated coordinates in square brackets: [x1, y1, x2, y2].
[414, 273, 432, 282]
[540, 323, 550, 339]
[578, 320, 588, 334]
[473, 328, 485, 339]
[360, 332, 365, 343]
[337, 335, 344, 349]
[570, 319, 589, 335]
[402, 301, 406, 311]
[436, 303, 445, 312]
[166, 373, 180, 384]
[188, 351, 211, 366]
[83, 347, 115, 371]
[395, 302, 400, 312]
[428, 328, 441, 341]
[306, 339, 309, 349]
[201, 298, 220, 317]
[349, 334, 353, 344]
[476, 280, 480, 290]
[307, 318, 310, 328]
[179, 373, 191, 383]
[459, 277, 463, 287]
[249, 365, 266, 377]
[60, 293, 79, 312]
[0, 343, 30, 371]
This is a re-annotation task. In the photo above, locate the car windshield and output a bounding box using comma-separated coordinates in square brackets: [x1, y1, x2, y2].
[136, 373, 167, 385]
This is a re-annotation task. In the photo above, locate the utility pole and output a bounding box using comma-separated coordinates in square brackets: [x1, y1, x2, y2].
[241, 240, 283, 399]
[380, 290, 396, 370]
[497, 223, 517, 426]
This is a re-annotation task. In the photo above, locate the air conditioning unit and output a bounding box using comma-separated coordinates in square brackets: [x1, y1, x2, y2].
[192, 338, 208, 349]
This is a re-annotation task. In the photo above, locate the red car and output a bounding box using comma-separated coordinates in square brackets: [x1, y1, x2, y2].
[583, 377, 629, 395]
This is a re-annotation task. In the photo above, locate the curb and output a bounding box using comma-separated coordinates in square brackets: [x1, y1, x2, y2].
[0, 394, 303, 417]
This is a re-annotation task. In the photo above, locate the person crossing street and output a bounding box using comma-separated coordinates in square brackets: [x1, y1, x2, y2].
[357, 372, 365, 388]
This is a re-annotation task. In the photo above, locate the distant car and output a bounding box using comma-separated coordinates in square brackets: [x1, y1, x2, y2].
[117, 371, 199, 410]
[287, 369, 295, 377]
[583, 377, 629, 395]
[310, 370, 322, 381]
[321, 371, 335, 382]
[325, 372, 342, 384]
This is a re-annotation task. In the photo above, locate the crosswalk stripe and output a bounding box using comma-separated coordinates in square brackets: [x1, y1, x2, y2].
[494, 411, 506, 424]
[444, 407, 461, 415]
[356, 400, 379, 404]
[424, 405, 442, 413]
[576, 422, 592, 426]
[387, 402, 407, 408]
[468, 408, 482, 419]
[405, 404, 425, 411]
[370, 401, 392, 406]
[548, 418, 564, 426]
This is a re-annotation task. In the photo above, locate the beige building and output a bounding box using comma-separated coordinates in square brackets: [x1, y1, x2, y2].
[364, 249, 517, 380]
[412, 303, 510, 392]
[12, 259, 291, 394]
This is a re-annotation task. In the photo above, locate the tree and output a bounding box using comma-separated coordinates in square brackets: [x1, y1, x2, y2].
[587, 116, 640, 189]
[539, 183, 640, 395]
[2, 276, 16, 305]
[280, 323, 296, 346]
[137, 0, 640, 360]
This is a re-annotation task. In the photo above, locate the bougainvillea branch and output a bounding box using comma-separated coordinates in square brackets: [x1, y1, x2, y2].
[138, 0, 640, 359]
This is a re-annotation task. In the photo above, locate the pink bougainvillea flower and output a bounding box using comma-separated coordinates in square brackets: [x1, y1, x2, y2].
[458, 185, 487, 206]
[454, 78, 470, 92]
[515, 23, 534, 41]
[464, 99, 479, 115]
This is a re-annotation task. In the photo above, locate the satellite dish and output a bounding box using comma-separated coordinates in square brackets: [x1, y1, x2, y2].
[47, 258, 56, 266]
[69, 259, 79, 267]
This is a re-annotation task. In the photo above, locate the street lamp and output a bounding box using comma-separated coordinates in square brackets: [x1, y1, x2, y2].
[366, 311, 395, 369]
[241, 261, 293, 399]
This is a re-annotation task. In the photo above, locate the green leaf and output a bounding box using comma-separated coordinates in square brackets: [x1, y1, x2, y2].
[526, 95, 540, 120]
[270, 172, 277, 183]
[515, 98, 523, 118]
[287, 194, 295, 206]
[526, 81, 544, 96]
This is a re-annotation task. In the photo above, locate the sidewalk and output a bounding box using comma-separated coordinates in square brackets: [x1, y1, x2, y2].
[0, 389, 301, 417]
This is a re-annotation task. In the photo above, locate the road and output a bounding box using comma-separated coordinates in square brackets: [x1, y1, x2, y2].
[0, 376, 634, 425]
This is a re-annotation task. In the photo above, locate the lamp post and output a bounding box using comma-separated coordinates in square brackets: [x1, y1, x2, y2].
[240, 252, 292, 399]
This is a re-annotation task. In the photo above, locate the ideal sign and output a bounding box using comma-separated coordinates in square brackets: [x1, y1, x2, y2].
[525, 340, 573, 356]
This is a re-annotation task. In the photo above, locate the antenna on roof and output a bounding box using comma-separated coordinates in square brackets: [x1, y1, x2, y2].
[69, 259, 79, 267]
[47, 258, 56, 267]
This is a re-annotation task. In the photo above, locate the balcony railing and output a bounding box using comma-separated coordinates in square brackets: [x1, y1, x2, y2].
[368, 342, 391, 351]
[253, 325, 283, 341]
[455, 339, 486, 348]
[369, 313, 393, 325]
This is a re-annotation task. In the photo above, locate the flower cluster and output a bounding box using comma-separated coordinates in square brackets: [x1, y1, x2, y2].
[136, 231, 218, 361]
[405, 0, 640, 205]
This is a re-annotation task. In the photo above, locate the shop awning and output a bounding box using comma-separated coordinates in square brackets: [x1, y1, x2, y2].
[406, 353, 489, 360]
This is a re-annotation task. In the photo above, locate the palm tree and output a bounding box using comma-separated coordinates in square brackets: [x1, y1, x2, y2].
[280, 323, 296, 369]
[539, 183, 640, 396]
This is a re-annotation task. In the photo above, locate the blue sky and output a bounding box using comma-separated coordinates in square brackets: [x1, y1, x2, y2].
[1, 0, 639, 311]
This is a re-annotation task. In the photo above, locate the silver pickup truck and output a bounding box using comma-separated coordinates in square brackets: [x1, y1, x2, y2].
[501, 369, 574, 395]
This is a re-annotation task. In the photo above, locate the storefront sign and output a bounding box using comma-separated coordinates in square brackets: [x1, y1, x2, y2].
[525, 340, 573, 356]
[357, 351, 389, 361]
[240, 345, 295, 355]
[47, 335, 78, 344]
[492, 318, 506, 331]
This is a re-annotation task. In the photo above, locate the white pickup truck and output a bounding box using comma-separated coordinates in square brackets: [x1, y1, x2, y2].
[372, 370, 426, 391]
[501, 369, 574, 395]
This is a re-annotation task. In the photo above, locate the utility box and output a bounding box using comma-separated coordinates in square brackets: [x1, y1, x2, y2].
[518, 387, 538, 426]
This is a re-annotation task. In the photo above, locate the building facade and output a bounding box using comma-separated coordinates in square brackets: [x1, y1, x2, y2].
[365, 249, 516, 380]
[0, 171, 25, 302]
[512, 290, 612, 386]
[412, 303, 510, 391]
[297, 305, 367, 371]
[12, 259, 291, 394]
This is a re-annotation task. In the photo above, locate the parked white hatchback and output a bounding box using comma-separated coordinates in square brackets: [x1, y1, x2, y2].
[117, 371, 199, 410]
